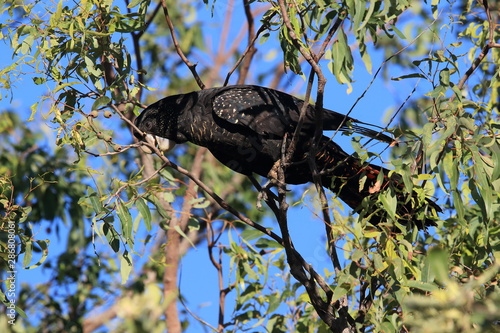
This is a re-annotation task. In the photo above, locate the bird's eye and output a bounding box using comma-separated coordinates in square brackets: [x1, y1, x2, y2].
[143, 119, 154, 132]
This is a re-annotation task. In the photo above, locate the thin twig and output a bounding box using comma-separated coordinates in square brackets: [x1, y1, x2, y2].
[105, 161, 168, 206]
[276, 3, 360, 330]
[206, 222, 227, 332]
[277, 1, 325, 81]
[306, 8, 346, 274]
[315, 9, 346, 62]
[345, 17, 439, 133]
[276, 2, 347, 330]
[177, 291, 218, 332]
[224, 6, 276, 86]
[136, 2, 162, 39]
[451, 0, 499, 102]
[236, 0, 257, 84]
[160, 0, 205, 89]
[135, 135, 334, 296]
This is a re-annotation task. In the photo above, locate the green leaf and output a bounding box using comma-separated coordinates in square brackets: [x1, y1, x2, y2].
[266, 295, 281, 315]
[254, 238, 283, 249]
[32, 77, 47, 85]
[391, 73, 427, 81]
[53, 81, 81, 93]
[239, 283, 260, 304]
[117, 199, 133, 242]
[189, 197, 210, 209]
[114, 13, 144, 32]
[259, 32, 270, 44]
[405, 280, 439, 292]
[391, 24, 407, 39]
[241, 228, 265, 242]
[28, 102, 39, 121]
[352, 0, 366, 31]
[86, 187, 103, 213]
[15, 305, 27, 318]
[421, 253, 434, 283]
[187, 218, 199, 231]
[120, 251, 132, 284]
[174, 224, 196, 249]
[22, 240, 33, 268]
[427, 246, 450, 283]
[330, 272, 355, 301]
[136, 197, 152, 231]
[490, 140, 500, 181]
[127, 0, 142, 8]
[50, 0, 64, 26]
[103, 223, 120, 252]
[330, 29, 353, 85]
[25, 240, 50, 269]
[380, 188, 397, 220]
[431, 0, 439, 19]
[385, 240, 398, 260]
[356, 0, 376, 33]
[443, 148, 458, 189]
[425, 85, 447, 98]
[159, 168, 176, 185]
[91, 96, 111, 110]
[84, 56, 103, 77]
[351, 248, 364, 261]
[439, 68, 450, 86]
[361, 46, 372, 74]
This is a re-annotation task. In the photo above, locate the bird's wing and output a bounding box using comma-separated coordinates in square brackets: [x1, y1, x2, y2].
[212, 85, 394, 143]
[211, 86, 292, 136]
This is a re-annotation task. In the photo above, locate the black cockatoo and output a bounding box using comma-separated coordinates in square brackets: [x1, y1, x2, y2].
[135, 85, 440, 228]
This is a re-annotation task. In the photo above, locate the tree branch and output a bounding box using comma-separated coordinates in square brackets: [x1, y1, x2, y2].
[275, 3, 357, 331]
[132, 133, 334, 297]
[160, 0, 206, 89]
[206, 223, 230, 332]
[163, 147, 206, 333]
[235, 0, 257, 85]
[222, 1, 273, 86]
[451, 0, 499, 102]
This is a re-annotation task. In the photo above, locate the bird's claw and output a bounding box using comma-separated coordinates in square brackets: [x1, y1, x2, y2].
[256, 179, 281, 210]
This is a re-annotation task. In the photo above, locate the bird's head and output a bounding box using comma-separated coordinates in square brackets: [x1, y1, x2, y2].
[134, 96, 189, 154]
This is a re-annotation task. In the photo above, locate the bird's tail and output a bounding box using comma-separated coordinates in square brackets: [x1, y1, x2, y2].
[316, 140, 441, 228]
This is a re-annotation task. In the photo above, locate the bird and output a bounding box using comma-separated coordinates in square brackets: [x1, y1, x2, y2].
[134, 85, 441, 228]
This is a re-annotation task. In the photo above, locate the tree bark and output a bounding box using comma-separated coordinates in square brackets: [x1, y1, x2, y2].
[164, 221, 182, 333]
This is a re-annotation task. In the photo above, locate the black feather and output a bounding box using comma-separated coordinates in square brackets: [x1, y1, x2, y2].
[135, 85, 441, 228]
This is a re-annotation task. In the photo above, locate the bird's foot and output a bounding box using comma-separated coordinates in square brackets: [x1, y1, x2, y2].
[256, 179, 279, 210]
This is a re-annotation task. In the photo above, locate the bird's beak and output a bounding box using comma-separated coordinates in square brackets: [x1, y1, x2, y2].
[140, 133, 176, 154]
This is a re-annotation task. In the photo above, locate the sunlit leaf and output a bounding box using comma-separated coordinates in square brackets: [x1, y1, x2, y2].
[136, 197, 152, 231]
[120, 251, 132, 284]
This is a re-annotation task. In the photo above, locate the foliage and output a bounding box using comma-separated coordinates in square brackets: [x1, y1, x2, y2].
[0, 0, 499, 332]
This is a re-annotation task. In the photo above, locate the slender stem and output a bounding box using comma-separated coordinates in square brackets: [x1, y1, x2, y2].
[236, 0, 257, 85]
[136, 2, 162, 39]
[452, 0, 499, 98]
[160, 0, 205, 89]
[207, 222, 226, 332]
[275, 3, 359, 331]
[224, 7, 276, 86]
